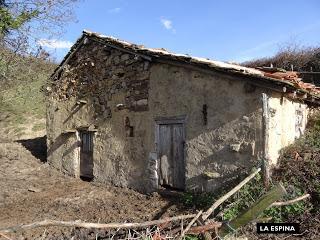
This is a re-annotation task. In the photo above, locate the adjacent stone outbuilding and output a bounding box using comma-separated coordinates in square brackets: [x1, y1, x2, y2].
[47, 30, 319, 193]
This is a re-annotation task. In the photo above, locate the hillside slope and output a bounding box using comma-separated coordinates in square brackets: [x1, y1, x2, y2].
[0, 47, 56, 140]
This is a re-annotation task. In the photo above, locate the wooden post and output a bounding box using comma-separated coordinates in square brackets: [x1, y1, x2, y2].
[262, 93, 270, 189]
[218, 183, 287, 238]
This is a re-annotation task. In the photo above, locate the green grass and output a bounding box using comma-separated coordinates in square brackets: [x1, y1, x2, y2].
[0, 46, 56, 130]
[13, 126, 25, 133]
[0, 70, 51, 130]
[32, 122, 45, 131]
[0, 78, 45, 120]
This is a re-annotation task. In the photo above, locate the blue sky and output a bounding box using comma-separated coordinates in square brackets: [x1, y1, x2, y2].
[39, 0, 320, 63]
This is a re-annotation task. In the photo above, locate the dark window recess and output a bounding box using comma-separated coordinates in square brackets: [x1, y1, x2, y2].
[125, 117, 134, 137]
[117, 72, 124, 77]
[128, 126, 134, 137]
[202, 104, 208, 125]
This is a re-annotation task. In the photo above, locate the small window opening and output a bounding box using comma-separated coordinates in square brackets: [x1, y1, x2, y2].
[202, 104, 208, 125]
[125, 117, 134, 137]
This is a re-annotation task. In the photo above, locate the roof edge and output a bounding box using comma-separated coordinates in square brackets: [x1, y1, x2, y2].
[49, 30, 320, 105]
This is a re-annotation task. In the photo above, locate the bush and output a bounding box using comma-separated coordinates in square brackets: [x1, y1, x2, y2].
[244, 45, 320, 72]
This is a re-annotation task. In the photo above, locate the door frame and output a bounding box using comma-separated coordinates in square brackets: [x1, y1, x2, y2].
[154, 115, 187, 189]
[76, 129, 95, 180]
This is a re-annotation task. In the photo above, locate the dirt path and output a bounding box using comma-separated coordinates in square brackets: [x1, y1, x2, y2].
[0, 141, 184, 239]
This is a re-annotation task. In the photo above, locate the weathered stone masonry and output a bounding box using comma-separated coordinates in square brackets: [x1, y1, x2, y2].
[50, 39, 150, 113]
[47, 37, 152, 190]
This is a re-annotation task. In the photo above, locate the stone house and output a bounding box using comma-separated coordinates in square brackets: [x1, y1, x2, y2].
[47, 30, 320, 193]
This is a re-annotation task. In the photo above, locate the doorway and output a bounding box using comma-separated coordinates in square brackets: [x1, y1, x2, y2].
[79, 131, 94, 180]
[156, 118, 186, 190]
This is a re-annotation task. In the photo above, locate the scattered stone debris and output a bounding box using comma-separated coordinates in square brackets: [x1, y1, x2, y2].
[27, 186, 42, 193]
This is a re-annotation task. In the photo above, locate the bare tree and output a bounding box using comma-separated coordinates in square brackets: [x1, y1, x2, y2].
[0, 0, 80, 84]
[244, 44, 320, 72]
[1, 0, 80, 50]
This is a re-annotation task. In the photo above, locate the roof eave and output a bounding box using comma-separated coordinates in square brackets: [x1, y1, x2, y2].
[48, 31, 320, 106]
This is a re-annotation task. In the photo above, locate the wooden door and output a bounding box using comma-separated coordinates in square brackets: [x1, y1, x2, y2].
[80, 131, 94, 179]
[158, 123, 185, 189]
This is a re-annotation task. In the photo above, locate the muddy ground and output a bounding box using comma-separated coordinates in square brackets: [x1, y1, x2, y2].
[0, 139, 187, 240]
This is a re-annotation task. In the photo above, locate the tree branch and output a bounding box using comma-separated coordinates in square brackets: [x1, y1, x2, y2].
[202, 168, 261, 221]
[0, 214, 198, 233]
[270, 194, 310, 207]
[180, 210, 203, 239]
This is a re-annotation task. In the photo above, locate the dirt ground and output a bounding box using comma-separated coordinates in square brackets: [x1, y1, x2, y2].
[0, 139, 186, 240]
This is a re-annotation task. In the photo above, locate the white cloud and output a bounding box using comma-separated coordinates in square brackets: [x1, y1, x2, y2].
[108, 7, 121, 13]
[38, 39, 73, 49]
[161, 18, 173, 30]
[160, 17, 176, 33]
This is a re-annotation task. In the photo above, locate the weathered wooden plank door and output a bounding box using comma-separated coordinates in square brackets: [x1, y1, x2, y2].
[158, 123, 185, 189]
[80, 131, 94, 179]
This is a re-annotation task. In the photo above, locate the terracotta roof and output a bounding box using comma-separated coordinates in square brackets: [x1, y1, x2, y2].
[258, 67, 320, 96]
[51, 30, 320, 104]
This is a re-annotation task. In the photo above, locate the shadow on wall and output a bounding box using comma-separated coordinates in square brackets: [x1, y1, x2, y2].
[47, 133, 72, 157]
[63, 140, 79, 157]
[63, 104, 84, 124]
[183, 104, 262, 192]
[17, 136, 47, 162]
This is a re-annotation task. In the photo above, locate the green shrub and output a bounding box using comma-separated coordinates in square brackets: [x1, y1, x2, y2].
[221, 174, 265, 221]
[181, 191, 216, 210]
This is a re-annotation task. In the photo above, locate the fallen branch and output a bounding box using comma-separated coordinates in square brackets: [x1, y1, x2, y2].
[171, 221, 222, 236]
[219, 182, 287, 237]
[180, 210, 203, 239]
[0, 168, 274, 237]
[270, 194, 310, 207]
[0, 214, 197, 233]
[202, 168, 261, 221]
[0, 232, 14, 240]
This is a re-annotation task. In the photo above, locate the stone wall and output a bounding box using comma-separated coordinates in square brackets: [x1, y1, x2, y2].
[50, 37, 150, 114]
[47, 37, 152, 191]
